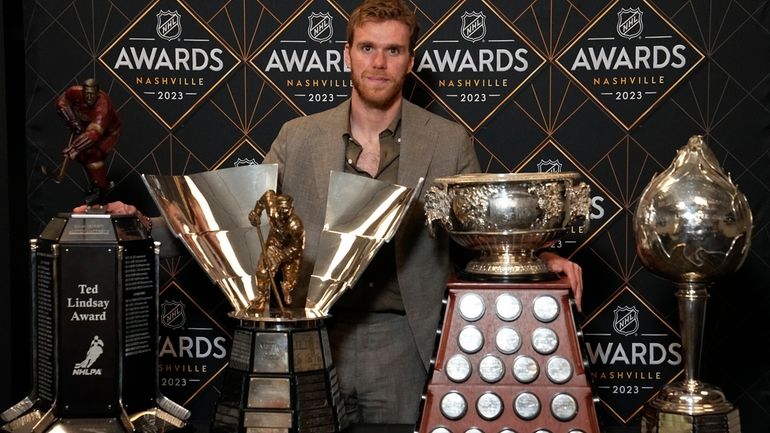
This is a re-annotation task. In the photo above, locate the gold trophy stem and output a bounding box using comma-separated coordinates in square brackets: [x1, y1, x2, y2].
[676, 281, 709, 389]
[255, 222, 285, 313]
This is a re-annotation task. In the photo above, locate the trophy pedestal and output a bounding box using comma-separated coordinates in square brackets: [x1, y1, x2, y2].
[1, 214, 189, 433]
[212, 312, 344, 433]
[641, 382, 741, 433]
[417, 276, 599, 433]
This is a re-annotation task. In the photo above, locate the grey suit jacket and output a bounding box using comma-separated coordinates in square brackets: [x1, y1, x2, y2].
[264, 98, 480, 369]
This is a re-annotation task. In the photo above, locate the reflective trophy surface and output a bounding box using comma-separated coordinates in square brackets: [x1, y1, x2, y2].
[425, 172, 591, 280]
[1, 213, 190, 433]
[635, 135, 752, 433]
[142, 165, 419, 433]
[419, 172, 600, 433]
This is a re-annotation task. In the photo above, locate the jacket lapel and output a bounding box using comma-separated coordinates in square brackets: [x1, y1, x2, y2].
[398, 99, 437, 195]
[311, 100, 349, 200]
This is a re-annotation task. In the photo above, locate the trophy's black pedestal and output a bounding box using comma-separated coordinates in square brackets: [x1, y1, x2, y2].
[1, 214, 189, 433]
[417, 276, 600, 433]
[211, 315, 344, 433]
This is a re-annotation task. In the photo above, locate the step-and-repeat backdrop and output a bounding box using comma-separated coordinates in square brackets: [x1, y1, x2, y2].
[19, 0, 770, 431]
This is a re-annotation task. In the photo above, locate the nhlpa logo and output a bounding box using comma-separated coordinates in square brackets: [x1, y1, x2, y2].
[537, 159, 563, 173]
[72, 336, 104, 375]
[613, 306, 639, 336]
[161, 300, 186, 329]
[617, 7, 643, 39]
[460, 11, 486, 43]
[308, 12, 333, 43]
[157, 9, 182, 41]
[234, 157, 259, 167]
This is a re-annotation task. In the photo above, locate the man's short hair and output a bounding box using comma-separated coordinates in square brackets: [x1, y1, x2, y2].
[347, 0, 419, 54]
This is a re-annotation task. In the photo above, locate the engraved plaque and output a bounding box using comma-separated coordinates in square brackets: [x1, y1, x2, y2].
[457, 326, 484, 354]
[495, 327, 521, 354]
[546, 356, 573, 384]
[531, 327, 558, 355]
[247, 378, 291, 409]
[478, 355, 504, 383]
[512, 355, 539, 383]
[445, 354, 472, 383]
[229, 330, 253, 371]
[440, 392, 467, 420]
[430, 428, 451, 433]
[458, 293, 485, 321]
[513, 392, 540, 420]
[551, 393, 578, 421]
[532, 295, 559, 322]
[293, 331, 323, 372]
[243, 411, 293, 428]
[495, 294, 522, 321]
[253, 333, 290, 374]
[476, 392, 503, 421]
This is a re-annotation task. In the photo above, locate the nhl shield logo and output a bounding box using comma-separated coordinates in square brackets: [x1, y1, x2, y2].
[156, 9, 182, 41]
[617, 7, 643, 39]
[460, 11, 486, 43]
[537, 159, 563, 173]
[308, 12, 333, 43]
[234, 157, 258, 167]
[161, 300, 186, 329]
[613, 306, 639, 336]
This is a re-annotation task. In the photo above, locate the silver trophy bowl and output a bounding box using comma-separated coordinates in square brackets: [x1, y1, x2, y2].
[635, 135, 752, 433]
[425, 172, 590, 280]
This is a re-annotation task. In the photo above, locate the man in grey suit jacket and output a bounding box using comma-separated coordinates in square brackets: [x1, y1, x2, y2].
[260, 0, 583, 426]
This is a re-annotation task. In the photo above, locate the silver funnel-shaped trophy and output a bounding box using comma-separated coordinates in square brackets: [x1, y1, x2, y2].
[635, 135, 752, 433]
[142, 165, 420, 433]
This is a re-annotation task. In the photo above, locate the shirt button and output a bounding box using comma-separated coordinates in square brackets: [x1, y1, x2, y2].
[347, 158, 353, 164]
[368, 282, 374, 288]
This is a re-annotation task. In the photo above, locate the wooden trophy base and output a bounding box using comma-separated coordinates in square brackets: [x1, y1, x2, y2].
[417, 276, 600, 433]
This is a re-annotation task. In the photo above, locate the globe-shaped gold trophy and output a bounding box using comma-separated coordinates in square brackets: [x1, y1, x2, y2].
[634, 135, 752, 433]
[142, 165, 420, 433]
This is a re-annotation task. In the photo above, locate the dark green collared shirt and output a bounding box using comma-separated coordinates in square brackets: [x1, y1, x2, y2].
[333, 114, 404, 313]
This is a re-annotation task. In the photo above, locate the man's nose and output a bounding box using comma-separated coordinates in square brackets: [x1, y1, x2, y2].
[372, 50, 387, 67]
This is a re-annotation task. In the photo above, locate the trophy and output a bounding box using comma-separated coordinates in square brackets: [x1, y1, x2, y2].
[142, 165, 420, 433]
[418, 172, 600, 433]
[635, 135, 752, 433]
[425, 172, 590, 280]
[1, 212, 189, 433]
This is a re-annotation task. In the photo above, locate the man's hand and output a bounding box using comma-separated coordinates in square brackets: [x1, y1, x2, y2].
[73, 200, 140, 216]
[539, 251, 584, 312]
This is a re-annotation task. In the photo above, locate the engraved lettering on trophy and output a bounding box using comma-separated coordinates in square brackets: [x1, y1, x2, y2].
[66, 283, 110, 321]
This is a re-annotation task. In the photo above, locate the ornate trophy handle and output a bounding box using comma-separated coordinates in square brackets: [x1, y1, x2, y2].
[567, 182, 591, 231]
[425, 184, 452, 237]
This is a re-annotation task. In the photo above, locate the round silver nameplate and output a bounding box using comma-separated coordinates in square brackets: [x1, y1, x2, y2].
[513, 392, 540, 420]
[545, 356, 573, 384]
[476, 392, 503, 421]
[430, 428, 452, 433]
[495, 327, 521, 354]
[532, 295, 559, 322]
[458, 293, 485, 322]
[457, 325, 484, 353]
[445, 354, 472, 383]
[495, 294, 522, 321]
[550, 393, 578, 421]
[478, 355, 505, 383]
[512, 355, 539, 383]
[440, 392, 468, 420]
[499, 430, 517, 433]
[531, 327, 559, 354]
[465, 429, 483, 433]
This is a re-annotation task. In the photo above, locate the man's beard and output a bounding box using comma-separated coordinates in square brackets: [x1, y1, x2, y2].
[351, 72, 404, 110]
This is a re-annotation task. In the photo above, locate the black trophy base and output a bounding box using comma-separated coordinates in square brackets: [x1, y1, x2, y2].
[1, 396, 189, 433]
[641, 406, 741, 433]
[211, 313, 344, 433]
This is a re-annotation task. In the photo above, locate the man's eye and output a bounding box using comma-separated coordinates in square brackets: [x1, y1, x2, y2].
[362, 46, 372, 52]
[389, 48, 400, 55]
